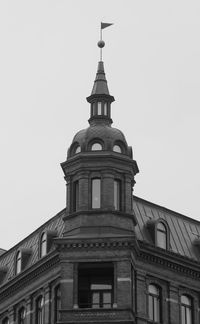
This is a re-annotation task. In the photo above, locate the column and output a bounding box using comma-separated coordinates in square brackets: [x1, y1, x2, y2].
[116, 261, 132, 308]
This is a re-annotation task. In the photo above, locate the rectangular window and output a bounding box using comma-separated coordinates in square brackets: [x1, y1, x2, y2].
[73, 181, 79, 212]
[97, 102, 102, 115]
[92, 178, 101, 208]
[104, 103, 107, 115]
[114, 180, 121, 210]
[78, 263, 114, 309]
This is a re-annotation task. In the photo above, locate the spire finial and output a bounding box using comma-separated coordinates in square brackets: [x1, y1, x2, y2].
[97, 22, 113, 61]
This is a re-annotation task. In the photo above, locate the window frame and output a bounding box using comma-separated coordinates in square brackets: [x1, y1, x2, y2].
[36, 296, 44, 324]
[91, 178, 101, 209]
[40, 232, 47, 258]
[181, 295, 192, 324]
[114, 179, 121, 211]
[148, 284, 161, 323]
[156, 221, 168, 250]
[16, 251, 22, 275]
[18, 307, 26, 324]
[72, 180, 79, 212]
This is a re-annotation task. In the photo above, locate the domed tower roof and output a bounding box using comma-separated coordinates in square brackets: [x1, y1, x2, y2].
[67, 60, 134, 159]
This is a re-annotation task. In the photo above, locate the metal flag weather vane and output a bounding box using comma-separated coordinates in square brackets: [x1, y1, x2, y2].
[98, 22, 113, 61]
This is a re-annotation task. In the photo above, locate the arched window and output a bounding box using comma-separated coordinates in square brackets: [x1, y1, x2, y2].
[91, 143, 103, 151]
[40, 232, 47, 258]
[2, 318, 9, 324]
[92, 178, 101, 208]
[181, 295, 192, 324]
[114, 180, 121, 210]
[75, 145, 81, 154]
[156, 222, 167, 249]
[148, 284, 161, 323]
[55, 285, 61, 323]
[16, 251, 22, 274]
[18, 307, 26, 324]
[113, 145, 122, 153]
[36, 296, 44, 324]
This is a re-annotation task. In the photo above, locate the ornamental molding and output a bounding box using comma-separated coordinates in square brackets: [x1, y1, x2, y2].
[139, 241, 200, 279]
[55, 237, 136, 252]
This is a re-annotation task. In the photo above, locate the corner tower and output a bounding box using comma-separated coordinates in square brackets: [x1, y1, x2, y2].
[58, 34, 140, 322]
[61, 55, 139, 238]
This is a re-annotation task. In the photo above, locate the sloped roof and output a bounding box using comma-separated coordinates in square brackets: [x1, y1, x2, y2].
[0, 209, 65, 283]
[0, 196, 200, 287]
[133, 195, 200, 262]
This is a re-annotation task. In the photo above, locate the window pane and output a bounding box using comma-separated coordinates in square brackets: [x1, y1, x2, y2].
[181, 295, 191, 306]
[157, 222, 166, 231]
[41, 233, 47, 257]
[75, 146, 81, 154]
[148, 295, 153, 320]
[97, 102, 101, 115]
[92, 179, 101, 208]
[103, 292, 111, 308]
[114, 180, 121, 210]
[186, 307, 191, 324]
[154, 298, 160, 322]
[149, 284, 159, 295]
[73, 181, 79, 212]
[113, 145, 122, 153]
[92, 292, 100, 308]
[16, 251, 22, 274]
[91, 143, 102, 151]
[104, 103, 107, 115]
[157, 229, 167, 249]
[181, 306, 186, 324]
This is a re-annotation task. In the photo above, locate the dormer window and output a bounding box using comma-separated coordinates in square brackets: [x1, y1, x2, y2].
[91, 143, 103, 151]
[16, 251, 22, 274]
[113, 145, 122, 153]
[156, 222, 167, 249]
[39, 230, 57, 258]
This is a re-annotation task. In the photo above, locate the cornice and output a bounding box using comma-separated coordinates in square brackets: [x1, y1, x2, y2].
[55, 236, 137, 252]
[138, 241, 200, 279]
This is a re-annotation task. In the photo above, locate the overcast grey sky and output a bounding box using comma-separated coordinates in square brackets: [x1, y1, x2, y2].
[0, 0, 200, 250]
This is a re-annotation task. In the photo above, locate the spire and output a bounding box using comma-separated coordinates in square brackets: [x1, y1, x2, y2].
[87, 24, 114, 125]
[91, 61, 110, 95]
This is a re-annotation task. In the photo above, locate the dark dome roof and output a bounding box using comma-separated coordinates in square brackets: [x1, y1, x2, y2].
[68, 124, 131, 158]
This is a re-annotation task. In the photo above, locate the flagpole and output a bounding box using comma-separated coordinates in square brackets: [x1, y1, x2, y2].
[100, 23, 102, 61]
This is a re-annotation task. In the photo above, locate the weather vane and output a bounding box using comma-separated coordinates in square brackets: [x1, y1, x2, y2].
[98, 22, 113, 61]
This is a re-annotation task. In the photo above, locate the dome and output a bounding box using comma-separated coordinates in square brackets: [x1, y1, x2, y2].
[67, 124, 132, 158]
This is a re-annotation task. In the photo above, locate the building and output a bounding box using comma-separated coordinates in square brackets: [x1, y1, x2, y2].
[0, 48, 200, 324]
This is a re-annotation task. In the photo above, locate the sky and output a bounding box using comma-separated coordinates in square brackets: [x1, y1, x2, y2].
[0, 0, 200, 250]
